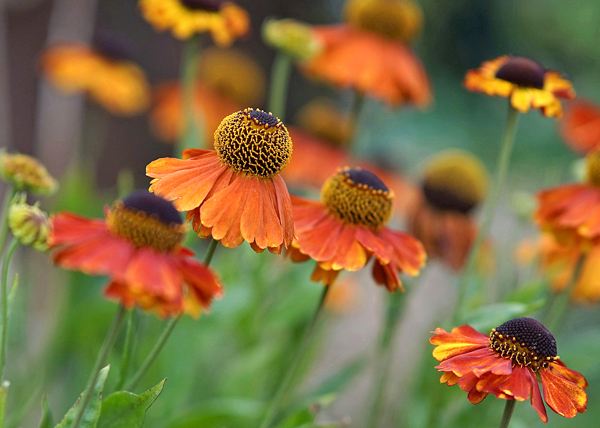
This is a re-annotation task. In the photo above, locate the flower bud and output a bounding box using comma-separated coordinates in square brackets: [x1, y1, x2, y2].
[0, 151, 58, 195]
[8, 194, 51, 251]
[262, 18, 323, 61]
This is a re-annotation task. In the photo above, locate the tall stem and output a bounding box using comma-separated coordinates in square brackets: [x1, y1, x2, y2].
[267, 53, 293, 121]
[0, 186, 16, 254]
[455, 105, 520, 320]
[546, 254, 585, 332]
[346, 91, 365, 156]
[498, 399, 516, 428]
[177, 35, 203, 154]
[71, 304, 126, 428]
[114, 309, 136, 391]
[0, 239, 18, 380]
[258, 285, 330, 428]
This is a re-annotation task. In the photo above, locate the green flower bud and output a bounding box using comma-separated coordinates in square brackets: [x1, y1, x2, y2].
[0, 151, 58, 195]
[8, 194, 51, 251]
[262, 18, 323, 61]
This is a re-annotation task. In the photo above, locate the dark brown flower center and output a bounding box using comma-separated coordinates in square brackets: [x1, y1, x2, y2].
[495, 57, 545, 89]
[93, 30, 136, 62]
[321, 168, 393, 229]
[422, 184, 476, 214]
[489, 317, 559, 371]
[180, 0, 221, 11]
[107, 191, 186, 253]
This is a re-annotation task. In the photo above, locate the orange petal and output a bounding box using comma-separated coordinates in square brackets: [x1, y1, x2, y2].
[540, 368, 587, 418]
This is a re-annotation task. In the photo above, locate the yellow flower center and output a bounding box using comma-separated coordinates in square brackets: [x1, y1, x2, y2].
[422, 150, 488, 214]
[489, 317, 559, 372]
[585, 150, 600, 187]
[107, 191, 186, 253]
[321, 168, 393, 229]
[295, 99, 352, 146]
[214, 108, 293, 178]
[495, 56, 545, 89]
[344, 0, 423, 43]
[180, 0, 221, 11]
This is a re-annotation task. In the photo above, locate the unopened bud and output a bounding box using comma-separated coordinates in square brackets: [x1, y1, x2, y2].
[262, 18, 323, 61]
[8, 194, 51, 251]
[0, 151, 58, 195]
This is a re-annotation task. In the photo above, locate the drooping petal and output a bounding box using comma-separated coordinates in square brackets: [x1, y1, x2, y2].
[540, 368, 588, 418]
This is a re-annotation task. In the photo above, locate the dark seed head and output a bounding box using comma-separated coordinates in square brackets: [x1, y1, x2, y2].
[180, 0, 221, 11]
[346, 168, 389, 193]
[122, 191, 182, 225]
[495, 56, 545, 89]
[495, 317, 557, 360]
[248, 109, 280, 127]
[422, 184, 476, 214]
[93, 29, 136, 62]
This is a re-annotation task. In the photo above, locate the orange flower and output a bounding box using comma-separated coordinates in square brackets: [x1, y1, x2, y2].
[560, 99, 600, 154]
[49, 191, 222, 317]
[301, 0, 431, 107]
[431, 318, 587, 422]
[464, 56, 575, 118]
[288, 167, 426, 291]
[147, 109, 294, 254]
[138, 0, 249, 45]
[40, 33, 150, 116]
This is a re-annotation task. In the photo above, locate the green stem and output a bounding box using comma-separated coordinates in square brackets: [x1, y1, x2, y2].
[123, 239, 219, 391]
[347, 91, 365, 157]
[258, 285, 331, 428]
[0, 380, 7, 428]
[0, 187, 16, 254]
[267, 53, 293, 121]
[498, 399, 516, 428]
[114, 309, 136, 391]
[454, 105, 520, 320]
[0, 239, 18, 380]
[546, 254, 585, 332]
[71, 304, 126, 428]
[177, 35, 204, 154]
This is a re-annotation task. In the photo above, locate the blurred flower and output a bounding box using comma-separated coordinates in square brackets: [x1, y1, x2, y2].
[40, 34, 151, 116]
[8, 194, 50, 251]
[138, 0, 249, 45]
[301, 0, 431, 107]
[49, 191, 222, 317]
[324, 277, 360, 315]
[430, 317, 587, 422]
[0, 151, 57, 195]
[560, 99, 600, 154]
[262, 18, 323, 61]
[295, 98, 353, 146]
[464, 56, 575, 118]
[288, 167, 426, 290]
[407, 150, 488, 270]
[147, 109, 294, 254]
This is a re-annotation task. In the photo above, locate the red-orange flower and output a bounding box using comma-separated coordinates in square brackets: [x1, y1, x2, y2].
[147, 108, 294, 254]
[49, 191, 222, 317]
[464, 56, 575, 118]
[288, 167, 426, 291]
[431, 318, 587, 422]
[560, 99, 600, 154]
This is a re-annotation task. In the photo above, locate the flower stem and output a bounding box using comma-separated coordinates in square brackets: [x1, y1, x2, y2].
[498, 399, 516, 428]
[0, 186, 16, 254]
[178, 35, 204, 154]
[346, 91, 365, 155]
[71, 304, 126, 428]
[123, 239, 219, 391]
[114, 309, 137, 391]
[0, 239, 18, 380]
[546, 254, 585, 332]
[258, 285, 331, 428]
[268, 53, 293, 121]
[455, 105, 520, 320]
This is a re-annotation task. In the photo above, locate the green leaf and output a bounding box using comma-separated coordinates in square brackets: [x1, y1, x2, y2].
[273, 395, 340, 428]
[55, 365, 110, 428]
[305, 356, 367, 401]
[97, 378, 166, 428]
[39, 396, 53, 428]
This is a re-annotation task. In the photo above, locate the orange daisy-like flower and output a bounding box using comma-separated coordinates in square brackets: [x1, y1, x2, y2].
[464, 55, 575, 118]
[40, 33, 150, 116]
[49, 191, 222, 317]
[560, 99, 600, 154]
[147, 108, 294, 254]
[431, 317, 587, 422]
[138, 0, 249, 46]
[288, 167, 426, 291]
[301, 0, 431, 107]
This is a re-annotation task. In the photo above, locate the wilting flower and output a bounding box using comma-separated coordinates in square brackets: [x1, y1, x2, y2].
[138, 0, 249, 45]
[464, 56, 575, 118]
[301, 0, 431, 107]
[288, 167, 426, 290]
[408, 150, 489, 270]
[49, 191, 222, 317]
[560, 99, 600, 154]
[262, 18, 323, 61]
[431, 317, 587, 422]
[40, 32, 150, 116]
[147, 108, 294, 254]
[8, 194, 50, 251]
[0, 151, 57, 195]
[150, 48, 266, 144]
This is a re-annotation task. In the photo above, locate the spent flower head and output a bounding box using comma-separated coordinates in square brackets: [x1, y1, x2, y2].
[0, 151, 57, 195]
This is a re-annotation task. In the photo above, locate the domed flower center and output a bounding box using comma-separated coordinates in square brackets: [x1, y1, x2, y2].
[585, 150, 600, 188]
[422, 150, 488, 214]
[495, 57, 545, 89]
[94, 30, 135, 62]
[214, 108, 293, 178]
[489, 317, 559, 371]
[321, 168, 393, 229]
[180, 0, 221, 11]
[344, 0, 423, 43]
[107, 191, 186, 253]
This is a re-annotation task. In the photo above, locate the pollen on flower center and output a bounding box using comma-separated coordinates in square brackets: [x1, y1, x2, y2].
[495, 56, 545, 89]
[214, 108, 293, 178]
[489, 317, 559, 371]
[180, 0, 221, 11]
[585, 150, 600, 187]
[107, 191, 186, 253]
[322, 167, 393, 229]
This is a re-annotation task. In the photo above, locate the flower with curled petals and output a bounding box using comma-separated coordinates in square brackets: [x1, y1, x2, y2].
[464, 56, 575, 118]
[431, 317, 587, 422]
[49, 191, 222, 318]
[147, 108, 294, 254]
[288, 167, 426, 290]
[560, 99, 600, 154]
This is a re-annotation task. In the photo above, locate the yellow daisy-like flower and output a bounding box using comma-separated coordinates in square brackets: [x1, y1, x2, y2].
[464, 56, 575, 118]
[138, 0, 249, 45]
